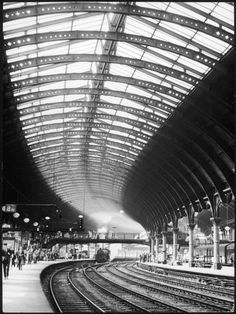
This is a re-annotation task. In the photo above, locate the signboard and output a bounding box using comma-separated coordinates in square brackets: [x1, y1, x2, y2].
[2, 204, 16, 213]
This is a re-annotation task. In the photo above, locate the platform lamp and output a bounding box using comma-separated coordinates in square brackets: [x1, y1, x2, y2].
[77, 214, 84, 231]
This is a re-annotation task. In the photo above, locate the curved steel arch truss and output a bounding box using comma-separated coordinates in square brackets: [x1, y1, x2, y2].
[3, 2, 234, 231]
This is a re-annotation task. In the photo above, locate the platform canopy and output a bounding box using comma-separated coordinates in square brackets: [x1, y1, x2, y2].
[2, 2, 235, 232]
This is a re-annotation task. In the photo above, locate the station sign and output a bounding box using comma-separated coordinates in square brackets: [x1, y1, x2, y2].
[2, 204, 17, 213]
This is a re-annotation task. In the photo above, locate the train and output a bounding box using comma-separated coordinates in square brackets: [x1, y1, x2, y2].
[95, 248, 110, 263]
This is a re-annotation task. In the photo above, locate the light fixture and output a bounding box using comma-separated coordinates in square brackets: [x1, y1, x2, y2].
[24, 217, 30, 223]
[33, 222, 39, 227]
[45, 216, 50, 220]
[78, 214, 83, 218]
[120, 210, 124, 214]
[13, 212, 20, 218]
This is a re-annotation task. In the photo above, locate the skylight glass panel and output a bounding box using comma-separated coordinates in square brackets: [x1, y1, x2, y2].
[116, 42, 144, 59]
[121, 99, 145, 111]
[39, 81, 64, 91]
[138, 2, 169, 11]
[192, 32, 231, 54]
[126, 85, 152, 98]
[113, 121, 132, 129]
[159, 21, 196, 39]
[40, 95, 64, 104]
[168, 3, 206, 21]
[67, 62, 91, 73]
[38, 45, 69, 56]
[65, 80, 88, 88]
[109, 63, 134, 77]
[100, 95, 122, 104]
[73, 13, 104, 31]
[178, 56, 210, 73]
[212, 3, 234, 25]
[153, 29, 187, 47]
[38, 13, 73, 24]
[4, 17, 36, 32]
[142, 50, 173, 67]
[187, 2, 216, 13]
[37, 21, 72, 33]
[39, 65, 66, 75]
[69, 40, 97, 54]
[6, 44, 37, 55]
[109, 129, 129, 137]
[133, 70, 163, 85]
[104, 81, 128, 92]
[147, 46, 179, 62]
[125, 16, 154, 37]
[64, 95, 83, 102]
[98, 108, 116, 115]
[116, 111, 137, 121]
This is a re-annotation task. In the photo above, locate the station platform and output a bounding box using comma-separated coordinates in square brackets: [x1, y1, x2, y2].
[141, 261, 235, 278]
[2, 260, 56, 313]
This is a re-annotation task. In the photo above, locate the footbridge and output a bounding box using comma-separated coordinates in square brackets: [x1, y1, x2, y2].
[43, 237, 150, 249]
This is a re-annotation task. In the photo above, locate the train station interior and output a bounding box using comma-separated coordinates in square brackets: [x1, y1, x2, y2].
[1, 1, 235, 313]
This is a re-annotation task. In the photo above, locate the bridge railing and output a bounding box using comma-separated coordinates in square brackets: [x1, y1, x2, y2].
[40, 231, 144, 245]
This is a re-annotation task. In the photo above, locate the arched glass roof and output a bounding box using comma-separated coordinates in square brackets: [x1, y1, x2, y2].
[3, 2, 234, 213]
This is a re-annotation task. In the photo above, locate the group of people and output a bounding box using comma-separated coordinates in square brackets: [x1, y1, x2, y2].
[2, 243, 25, 279]
[139, 253, 153, 263]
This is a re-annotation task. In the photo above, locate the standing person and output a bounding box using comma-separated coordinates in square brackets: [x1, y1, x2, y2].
[2, 243, 11, 279]
[16, 248, 23, 270]
[11, 252, 16, 267]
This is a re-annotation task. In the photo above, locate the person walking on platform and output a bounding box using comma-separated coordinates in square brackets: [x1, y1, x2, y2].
[11, 252, 16, 267]
[2, 243, 12, 279]
[16, 248, 24, 270]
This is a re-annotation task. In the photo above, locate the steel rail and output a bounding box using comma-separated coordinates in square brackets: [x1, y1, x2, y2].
[85, 264, 187, 312]
[107, 263, 234, 312]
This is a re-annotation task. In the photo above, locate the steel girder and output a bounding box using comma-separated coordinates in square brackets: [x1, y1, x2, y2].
[12, 87, 174, 117]
[8, 54, 203, 89]
[4, 3, 233, 44]
[8, 54, 201, 88]
[11, 73, 187, 104]
[5, 31, 223, 71]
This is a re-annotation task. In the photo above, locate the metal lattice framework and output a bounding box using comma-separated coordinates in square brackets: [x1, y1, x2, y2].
[3, 1, 234, 231]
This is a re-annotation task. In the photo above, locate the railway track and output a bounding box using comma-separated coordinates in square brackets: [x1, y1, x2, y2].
[132, 263, 235, 299]
[101, 263, 234, 312]
[49, 265, 105, 312]
[47, 261, 234, 312]
[49, 263, 184, 312]
[138, 262, 235, 289]
[84, 265, 185, 312]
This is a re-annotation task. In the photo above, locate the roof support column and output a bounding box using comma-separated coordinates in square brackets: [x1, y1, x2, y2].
[172, 227, 179, 265]
[188, 223, 195, 267]
[155, 233, 160, 263]
[210, 217, 222, 270]
[162, 231, 167, 264]
[150, 233, 155, 262]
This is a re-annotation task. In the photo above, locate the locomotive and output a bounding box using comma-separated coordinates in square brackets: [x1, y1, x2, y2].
[95, 248, 110, 263]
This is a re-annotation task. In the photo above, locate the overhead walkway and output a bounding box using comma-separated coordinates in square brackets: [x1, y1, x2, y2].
[43, 236, 149, 248]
